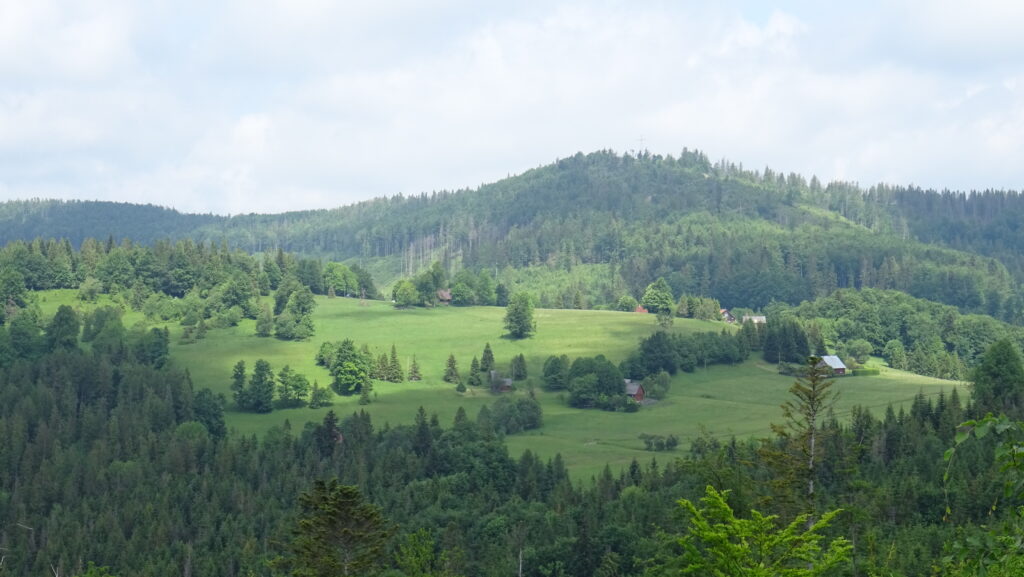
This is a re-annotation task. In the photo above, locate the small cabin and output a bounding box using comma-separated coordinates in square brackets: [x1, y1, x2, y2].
[817, 355, 847, 376]
[624, 379, 646, 402]
[720, 308, 736, 323]
[436, 289, 452, 305]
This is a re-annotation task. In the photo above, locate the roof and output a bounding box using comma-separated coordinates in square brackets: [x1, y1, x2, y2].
[436, 289, 452, 300]
[819, 355, 847, 370]
[742, 315, 767, 323]
[624, 379, 644, 395]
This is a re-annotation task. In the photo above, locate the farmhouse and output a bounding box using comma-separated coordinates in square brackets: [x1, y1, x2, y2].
[720, 308, 736, 323]
[624, 379, 646, 402]
[817, 355, 847, 376]
[742, 315, 767, 324]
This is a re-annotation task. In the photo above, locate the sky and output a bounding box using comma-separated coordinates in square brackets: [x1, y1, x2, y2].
[1, 1, 1023, 215]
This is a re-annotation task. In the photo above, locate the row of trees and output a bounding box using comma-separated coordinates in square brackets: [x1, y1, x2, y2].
[230, 360, 331, 412]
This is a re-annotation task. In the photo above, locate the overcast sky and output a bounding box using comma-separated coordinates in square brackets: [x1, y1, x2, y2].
[1, 1, 1023, 215]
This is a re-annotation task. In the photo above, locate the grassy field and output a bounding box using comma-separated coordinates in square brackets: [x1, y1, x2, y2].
[36, 292, 963, 479]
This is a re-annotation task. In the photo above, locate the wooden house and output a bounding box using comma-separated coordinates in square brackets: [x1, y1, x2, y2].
[817, 355, 847, 376]
[624, 379, 646, 402]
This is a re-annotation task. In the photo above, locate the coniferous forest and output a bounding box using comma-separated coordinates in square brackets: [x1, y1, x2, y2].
[3, 151, 1024, 575]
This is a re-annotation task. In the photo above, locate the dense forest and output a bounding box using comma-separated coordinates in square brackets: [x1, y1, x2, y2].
[4, 151, 1024, 322]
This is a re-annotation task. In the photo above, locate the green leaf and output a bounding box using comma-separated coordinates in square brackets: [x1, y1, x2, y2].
[955, 428, 971, 444]
[976, 422, 992, 439]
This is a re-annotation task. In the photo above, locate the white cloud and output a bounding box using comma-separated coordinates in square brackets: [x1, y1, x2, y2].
[0, 1, 1023, 214]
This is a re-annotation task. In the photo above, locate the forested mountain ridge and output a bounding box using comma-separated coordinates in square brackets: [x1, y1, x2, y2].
[0, 199, 223, 247]
[4, 150, 1024, 320]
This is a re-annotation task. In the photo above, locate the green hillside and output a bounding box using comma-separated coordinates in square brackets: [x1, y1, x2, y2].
[5, 151, 1024, 321]
[163, 295, 959, 478]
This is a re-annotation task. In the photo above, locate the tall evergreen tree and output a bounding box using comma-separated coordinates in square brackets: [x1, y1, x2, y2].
[971, 339, 1024, 418]
[389, 344, 404, 382]
[481, 343, 495, 375]
[249, 359, 275, 413]
[45, 304, 80, 351]
[504, 292, 536, 339]
[444, 354, 461, 384]
[272, 480, 392, 577]
[408, 355, 422, 381]
[765, 356, 838, 521]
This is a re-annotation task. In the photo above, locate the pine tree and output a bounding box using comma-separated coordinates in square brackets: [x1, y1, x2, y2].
[389, 344, 403, 382]
[510, 354, 528, 381]
[468, 356, 483, 387]
[443, 354, 460, 384]
[376, 353, 389, 381]
[272, 480, 392, 577]
[249, 359, 276, 413]
[765, 356, 837, 521]
[408, 355, 422, 381]
[231, 360, 248, 408]
[481, 343, 495, 374]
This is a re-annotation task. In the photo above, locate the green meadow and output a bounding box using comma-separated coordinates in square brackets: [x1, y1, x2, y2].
[38, 292, 963, 479]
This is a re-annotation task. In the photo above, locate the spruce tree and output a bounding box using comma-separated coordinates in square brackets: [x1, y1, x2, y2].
[511, 354, 528, 380]
[272, 480, 391, 577]
[481, 343, 495, 375]
[231, 360, 248, 408]
[249, 359, 276, 413]
[408, 355, 422, 381]
[443, 354, 460, 384]
[389, 344, 403, 382]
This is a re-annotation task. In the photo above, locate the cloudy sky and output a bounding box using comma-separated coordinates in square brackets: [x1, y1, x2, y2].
[1, 1, 1022, 215]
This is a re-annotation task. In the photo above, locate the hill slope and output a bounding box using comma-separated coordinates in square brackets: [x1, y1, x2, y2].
[3, 150, 1023, 320]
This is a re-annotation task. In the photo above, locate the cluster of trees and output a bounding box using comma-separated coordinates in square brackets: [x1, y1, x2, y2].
[316, 340, 420, 403]
[449, 343, 528, 393]
[782, 287, 1024, 378]
[231, 360, 331, 412]
[391, 261, 510, 309]
[638, 432, 679, 451]
[0, 238, 378, 345]
[619, 329, 750, 381]
[0, 303, 169, 370]
[636, 277, 725, 327]
[541, 354, 636, 411]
